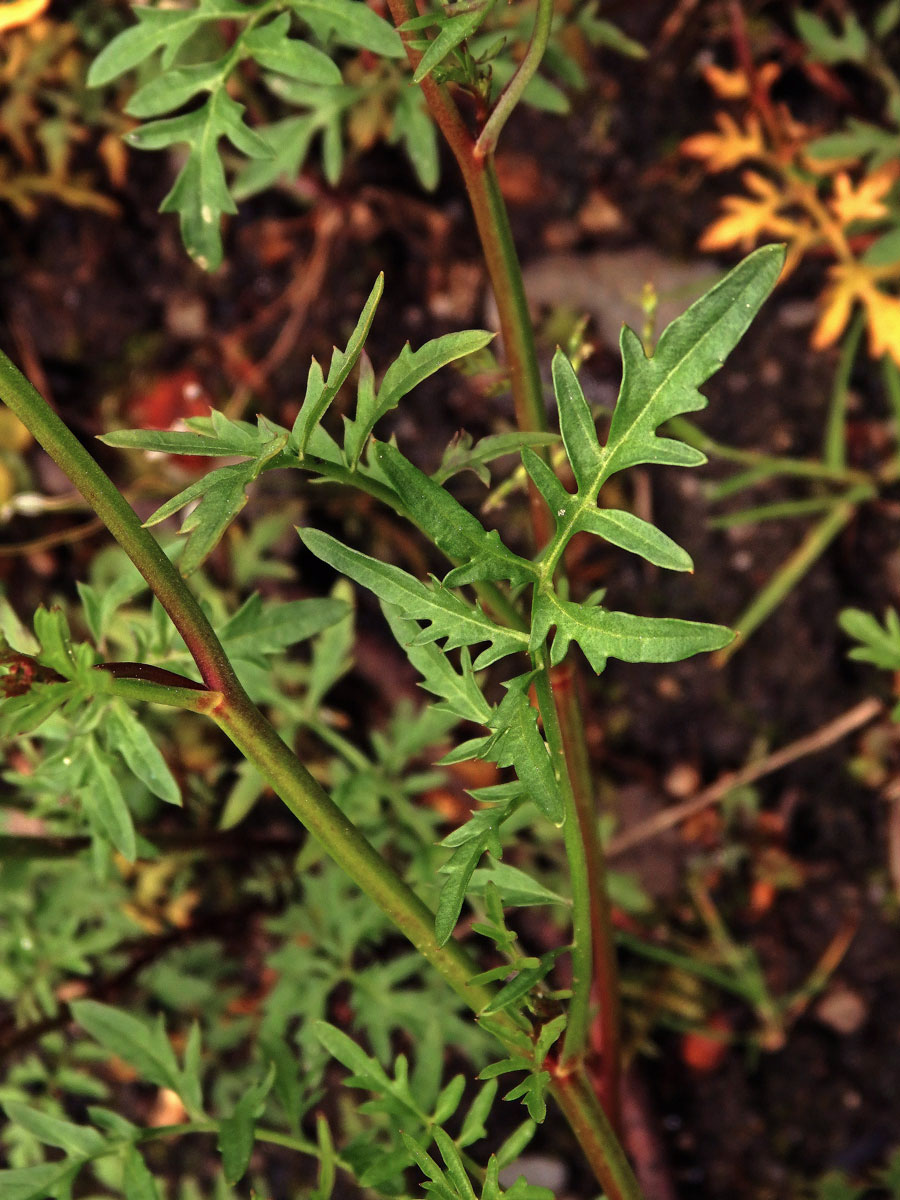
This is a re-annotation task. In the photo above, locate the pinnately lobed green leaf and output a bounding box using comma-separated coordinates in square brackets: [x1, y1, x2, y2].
[298, 528, 529, 669]
[374, 441, 537, 588]
[530, 591, 733, 672]
[343, 329, 494, 468]
[529, 245, 785, 574]
[71, 1001, 183, 1096]
[0, 1161, 83, 1200]
[381, 602, 491, 725]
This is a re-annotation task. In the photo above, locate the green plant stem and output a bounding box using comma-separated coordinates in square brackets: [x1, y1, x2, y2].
[474, 0, 555, 160]
[0, 317, 640, 1200]
[715, 483, 874, 663]
[548, 661, 621, 1132]
[707, 493, 856, 529]
[210, 693, 505, 1017]
[531, 664, 593, 1063]
[0, 354, 237, 694]
[386, 0, 626, 1137]
[94, 669, 223, 713]
[385, 0, 551, 550]
[823, 309, 864, 469]
[549, 1069, 643, 1200]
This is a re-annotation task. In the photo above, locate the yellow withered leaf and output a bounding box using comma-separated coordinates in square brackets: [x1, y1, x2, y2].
[702, 64, 751, 99]
[698, 171, 801, 251]
[682, 113, 766, 172]
[0, 0, 50, 33]
[829, 163, 899, 228]
[813, 262, 900, 368]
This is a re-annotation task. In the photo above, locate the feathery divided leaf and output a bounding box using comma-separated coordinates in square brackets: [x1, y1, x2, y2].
[374, 442, 537, 588]
[343, 330, 494, 468]
[126, 90, 272, 270]
[142, 421, 288, 573]
[477, 676, 563, 824]
[299, 529, 528, 669]
[292, 276, 384, 455]
[434, 799, 521, 947]
[531, 245, 784, 570]
[530, 591, 733, 672]
[382, 603, 491, 724]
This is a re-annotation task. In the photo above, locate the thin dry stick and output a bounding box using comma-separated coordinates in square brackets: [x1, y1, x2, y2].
[607, 697, 884, 857]
[0, 516, 106, 557]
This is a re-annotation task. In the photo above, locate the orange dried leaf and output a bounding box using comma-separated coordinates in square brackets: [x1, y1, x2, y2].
[862, 286, 900, 366]
[698, 172, 800, 251]
[812, 262, 900, 368]
[0, 0, 49, 33]
[829, 164, 899, 227]
[702, 64, 750, 99]
[681, 113, 766, 172]
[811, 263, 864, 349]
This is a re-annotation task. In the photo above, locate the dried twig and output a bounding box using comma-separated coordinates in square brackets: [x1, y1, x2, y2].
[608, 697, 884, 857]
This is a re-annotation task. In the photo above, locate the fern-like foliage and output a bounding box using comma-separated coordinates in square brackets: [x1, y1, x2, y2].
[87, 0, 625, 267]
[97, 252, 781, 946]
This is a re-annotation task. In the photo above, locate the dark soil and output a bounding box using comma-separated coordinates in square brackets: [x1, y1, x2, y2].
[3, 3, 900, 1198]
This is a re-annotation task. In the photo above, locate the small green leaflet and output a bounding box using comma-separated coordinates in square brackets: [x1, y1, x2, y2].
[381, 603, 491, 724]
[530, 590, 733, 672]
[287, 0, 404, 57]
[3, 1102, 106, 1158]
[433, 430, 558, 486]
[402, 1, 496, 84]
[292, 275, 384, 455]
[83, 744, 137, 861]
[32, 605, 80, 678]
[343, 329, 495, 468]
[434, 801, 519, 946]
[241, 14, 342, 86]
[374, 442, 537, 588]
[87, 1, 256, 87]
[104, 700, 181, 806]
[529, 245, 784, 568]
[100, 410, 263, 458]
[71, 1001, 202, 1115]
[218, 1065, 276, 1184]
[122, 1145, 162, 1200]
[232, 99, 356, 197]
[218, 594, 350, 666]
[469, 859, 566, 908]
[839, 607, 900, 671]
[142, 421, 288, 573]
[299, 528, 528, 669]
[126, 89, 272, 270]
[478, 675, 563, 825]
[0, 1161, 83, 1200]
[390, 87, 439, 191]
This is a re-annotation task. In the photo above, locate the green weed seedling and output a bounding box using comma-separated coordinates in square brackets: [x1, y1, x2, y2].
[0, 4, 783, 1199]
